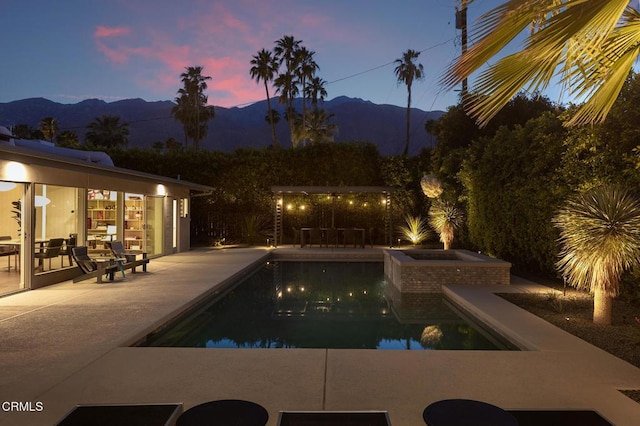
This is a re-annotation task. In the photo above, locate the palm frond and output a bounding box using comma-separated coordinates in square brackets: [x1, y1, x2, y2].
[443, 0, 633, 127]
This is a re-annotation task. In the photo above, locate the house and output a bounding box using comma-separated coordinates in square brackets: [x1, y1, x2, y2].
[0, 126, 212, 295]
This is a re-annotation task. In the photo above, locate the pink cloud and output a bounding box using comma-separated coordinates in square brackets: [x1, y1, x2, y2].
[95, 42, 128, 64]
[298, 13, 331, 29]
[202, 56, 265, 106]
[91, 2, 364, 107]
[94, 25, 131, 38]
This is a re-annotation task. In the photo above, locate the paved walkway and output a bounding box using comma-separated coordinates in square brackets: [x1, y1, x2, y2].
[0, 247, 639, 425]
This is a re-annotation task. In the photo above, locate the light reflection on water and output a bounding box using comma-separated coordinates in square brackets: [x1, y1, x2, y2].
[142, 261, 508, 350]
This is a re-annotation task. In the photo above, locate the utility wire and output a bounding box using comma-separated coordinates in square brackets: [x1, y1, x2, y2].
[326, 38, 454, 87]
[58, 37, 457, 131]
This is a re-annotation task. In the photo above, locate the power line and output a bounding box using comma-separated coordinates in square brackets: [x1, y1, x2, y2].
[59, 37, 458, 130]
[326, 38, 455, 87]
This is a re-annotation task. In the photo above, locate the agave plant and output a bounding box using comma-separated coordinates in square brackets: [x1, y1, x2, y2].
[399, 215, 431, 246]
[553, 184, 640, 325]
[240, 213, 272, 246]
[428, 200, 464, 250]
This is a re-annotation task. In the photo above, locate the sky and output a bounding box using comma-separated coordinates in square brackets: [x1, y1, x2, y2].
[2, 0, 519, 112]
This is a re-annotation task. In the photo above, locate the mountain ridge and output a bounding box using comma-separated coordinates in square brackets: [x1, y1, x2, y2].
[0, 96, 444, 156]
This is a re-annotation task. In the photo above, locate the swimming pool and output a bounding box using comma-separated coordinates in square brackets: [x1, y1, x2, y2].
[141, 261, 513, 350]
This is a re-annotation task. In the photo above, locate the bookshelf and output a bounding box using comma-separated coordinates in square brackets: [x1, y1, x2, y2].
[125, 196, 144, 250]
[87, 198, 117, 245]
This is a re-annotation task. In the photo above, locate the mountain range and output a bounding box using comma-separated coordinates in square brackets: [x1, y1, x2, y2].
[0, 96, 445, 156]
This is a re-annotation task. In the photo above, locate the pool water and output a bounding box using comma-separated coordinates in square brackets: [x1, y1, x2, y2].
[141, 261, 510, 350]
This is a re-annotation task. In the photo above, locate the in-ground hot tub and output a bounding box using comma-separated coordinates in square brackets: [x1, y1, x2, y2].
[383, 249, 511, 293]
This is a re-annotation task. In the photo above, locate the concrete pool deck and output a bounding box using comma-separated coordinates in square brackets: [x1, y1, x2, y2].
[0, 247, 639, 425]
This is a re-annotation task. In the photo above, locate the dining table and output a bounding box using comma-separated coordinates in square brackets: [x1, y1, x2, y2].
[299, 227, 366, 248]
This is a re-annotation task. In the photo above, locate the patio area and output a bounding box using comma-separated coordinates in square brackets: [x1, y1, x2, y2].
[0, 247, 639, 425]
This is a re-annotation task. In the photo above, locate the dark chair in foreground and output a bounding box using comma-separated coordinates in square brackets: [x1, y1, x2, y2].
[34, 238, 65, 271]
[59, 234, 77, 267]
[177, 400, 268, 426]
[71, 246, 118, 282]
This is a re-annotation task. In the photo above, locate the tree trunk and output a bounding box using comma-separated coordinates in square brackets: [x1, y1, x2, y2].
[593, 289, 613, 325]
[264, 84, 278, 148]
[403, 87, 411, 156]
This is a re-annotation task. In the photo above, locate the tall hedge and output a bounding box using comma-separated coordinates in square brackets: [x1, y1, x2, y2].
[461, 113, 569, 274]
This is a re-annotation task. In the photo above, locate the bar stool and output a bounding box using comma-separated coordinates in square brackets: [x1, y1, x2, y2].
[423, 399, 518, 426]
[177, 399, 268, 426]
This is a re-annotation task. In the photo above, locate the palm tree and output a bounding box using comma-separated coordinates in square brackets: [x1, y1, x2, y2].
[265, 110, 280, 128]
[250, 49, 280, 147]
[274, 35, 302, 146]
[295, 46, 318, 145]
[56, 130, 80, 148]
[85, 115, 129, 148]
[428, 199, 464, 250]
[305, 109, 337, 145]
[274, 71, 300, 146]
[39, 117, 58, 142]
[394, 49, 424, 156]
[172, 66, 215, 150]
[306, 76, 328, 111]
[442, 0, 639, 128]
[553, 185, 640, 325]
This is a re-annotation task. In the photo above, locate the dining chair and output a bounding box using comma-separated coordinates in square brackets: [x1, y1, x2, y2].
[34, 238, 65, 271]
[59, 234, 77, 267]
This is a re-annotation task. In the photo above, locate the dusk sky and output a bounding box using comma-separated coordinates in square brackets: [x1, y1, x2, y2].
[3, 0, 531, 112]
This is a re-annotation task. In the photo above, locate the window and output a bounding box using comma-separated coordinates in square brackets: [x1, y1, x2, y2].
[34, 184, 79, 273]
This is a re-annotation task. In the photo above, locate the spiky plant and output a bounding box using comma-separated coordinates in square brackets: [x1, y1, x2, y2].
[428, 200, 465, 250]
[553, 185, 640, 325]
[399, 215, 431, 246]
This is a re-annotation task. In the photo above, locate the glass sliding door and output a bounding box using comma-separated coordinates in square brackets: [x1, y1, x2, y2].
[0, 181, 25, 295]
[35, 184, 80, 274]
[145, 196, 163, 256]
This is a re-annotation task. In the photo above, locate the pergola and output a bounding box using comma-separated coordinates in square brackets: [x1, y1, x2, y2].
[271, 186, 394, 247]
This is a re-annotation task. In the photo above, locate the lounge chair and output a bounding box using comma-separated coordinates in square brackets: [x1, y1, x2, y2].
[71, 246, 117, 282]
[107, 241, 135, 261]
[107, 241, 148, 272]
